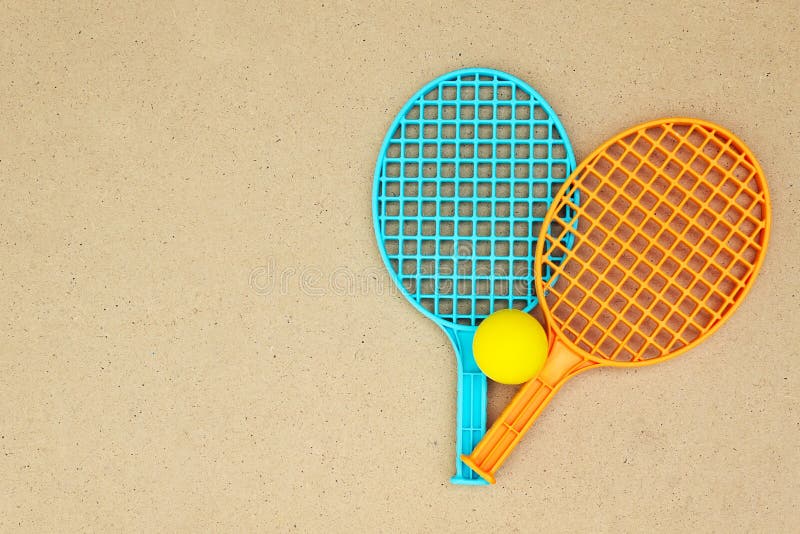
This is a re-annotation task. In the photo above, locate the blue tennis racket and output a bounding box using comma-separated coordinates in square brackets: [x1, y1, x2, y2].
[372, 68, 575, 484]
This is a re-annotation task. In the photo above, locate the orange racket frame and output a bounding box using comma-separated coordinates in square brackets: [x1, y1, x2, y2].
[461, 118, 771, 483]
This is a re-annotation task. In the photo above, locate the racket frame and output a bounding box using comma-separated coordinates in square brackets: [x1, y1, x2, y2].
[462, 117, 771, 483]
[372, 67, 576, 484]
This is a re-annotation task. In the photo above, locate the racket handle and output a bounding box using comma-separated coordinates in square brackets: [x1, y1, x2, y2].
[452, 368, 489, 485]
[461, 339, 593, 484]
[446, 327, 490, 485]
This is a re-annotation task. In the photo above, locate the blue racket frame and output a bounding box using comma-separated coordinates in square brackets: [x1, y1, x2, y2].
[372, 68, 576, 484]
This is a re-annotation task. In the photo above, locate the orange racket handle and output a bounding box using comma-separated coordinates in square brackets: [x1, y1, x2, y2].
[461, 338, 595, 483]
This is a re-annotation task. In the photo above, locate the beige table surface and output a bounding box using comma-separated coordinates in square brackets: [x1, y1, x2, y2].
[2, 1, 798, 532]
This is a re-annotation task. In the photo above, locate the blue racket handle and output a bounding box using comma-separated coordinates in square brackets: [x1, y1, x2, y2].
[445, 326, 489, 485]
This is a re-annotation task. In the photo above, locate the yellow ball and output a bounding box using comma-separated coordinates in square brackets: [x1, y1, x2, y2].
[473, 309, 548, 385]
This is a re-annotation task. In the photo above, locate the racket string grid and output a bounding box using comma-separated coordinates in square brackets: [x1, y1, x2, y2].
[375, 70, 574, 327]
[541, 121, 768, 363]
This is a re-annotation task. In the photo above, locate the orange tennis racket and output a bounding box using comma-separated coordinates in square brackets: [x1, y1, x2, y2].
[461, 118, 770, 484]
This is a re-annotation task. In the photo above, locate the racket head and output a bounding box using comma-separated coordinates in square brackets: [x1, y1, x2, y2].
[535, 118, 770, 366]
[373, 67, 576, 331]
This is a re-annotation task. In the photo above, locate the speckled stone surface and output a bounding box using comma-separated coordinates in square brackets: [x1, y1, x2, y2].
[1, 1, 798, 531]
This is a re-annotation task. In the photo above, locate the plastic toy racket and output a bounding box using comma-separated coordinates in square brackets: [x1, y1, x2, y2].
[461, 118, 770, 484]
[373, 68, 575, 484]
